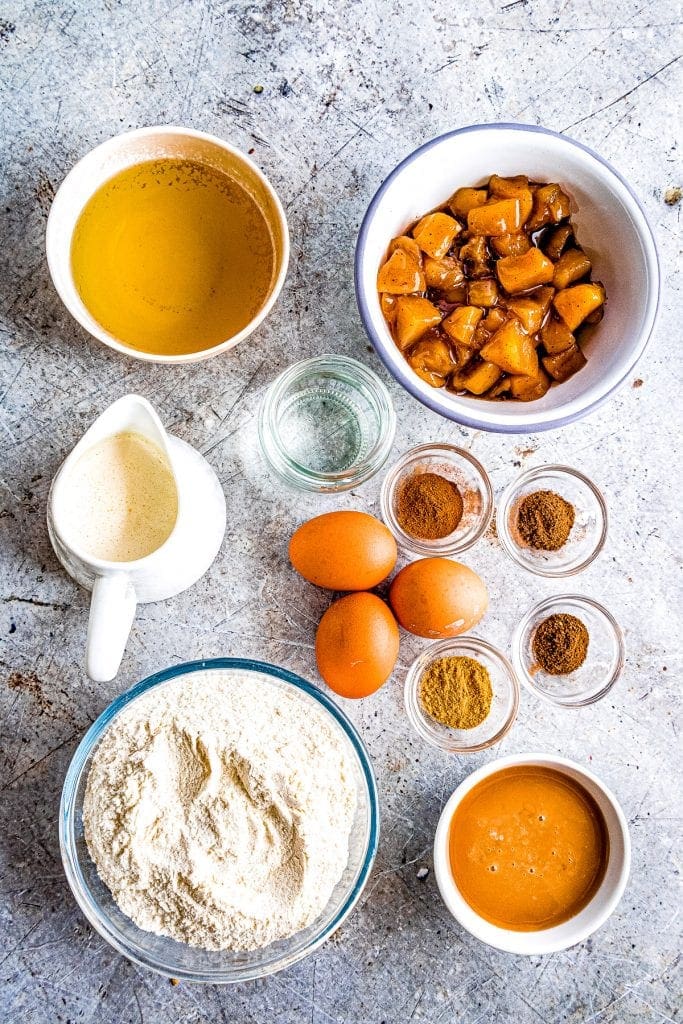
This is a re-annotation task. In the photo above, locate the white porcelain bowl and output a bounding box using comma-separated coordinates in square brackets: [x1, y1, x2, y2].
[355, 123, 660, 433]
[434, 753, 630, 954]
[46, 126, 289, 363]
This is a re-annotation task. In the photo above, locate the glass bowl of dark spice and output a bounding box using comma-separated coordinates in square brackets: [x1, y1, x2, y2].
[381, 443, 493, 557]
[497, 465, 608, 577]
[512, 594, 625, 708]
[405, 637, 519, 753]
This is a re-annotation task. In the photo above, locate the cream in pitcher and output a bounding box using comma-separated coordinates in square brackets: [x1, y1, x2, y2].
[48, 395, 226, 683]
[58, 431, 178, 563]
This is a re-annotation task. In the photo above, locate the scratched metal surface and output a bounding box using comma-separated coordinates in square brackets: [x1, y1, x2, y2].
[0, 1, 681, 1021]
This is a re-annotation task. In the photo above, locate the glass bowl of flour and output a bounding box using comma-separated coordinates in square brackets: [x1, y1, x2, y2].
[60, 658, 379, 982]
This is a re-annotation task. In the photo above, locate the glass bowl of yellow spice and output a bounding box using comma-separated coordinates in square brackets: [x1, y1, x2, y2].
[513, 594, 625, 708]
[497, 465, 608, 577]
[380, 444, 493, 557]
[404, 637, 519, 753]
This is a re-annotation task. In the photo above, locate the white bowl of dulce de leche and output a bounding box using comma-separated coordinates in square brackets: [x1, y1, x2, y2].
[434, 753, 630, 954]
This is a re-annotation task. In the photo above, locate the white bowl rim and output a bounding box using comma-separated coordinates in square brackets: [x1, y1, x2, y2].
[46, 125, 290, 364]
[355, 121, 661, 433]
[433, 751, 631, 955]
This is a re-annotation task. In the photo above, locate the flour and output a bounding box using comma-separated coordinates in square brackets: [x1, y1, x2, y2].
[83, 670, 357, 951]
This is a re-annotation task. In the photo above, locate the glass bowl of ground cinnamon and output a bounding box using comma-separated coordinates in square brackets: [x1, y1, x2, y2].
[497, 464, 608, 577]
[512, 594, 624, 707]
[405, 637, 519, 753]
[380, 444, 493, 556]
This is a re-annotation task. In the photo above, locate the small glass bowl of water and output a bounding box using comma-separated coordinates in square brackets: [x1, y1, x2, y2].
[258, 355, 396, 492]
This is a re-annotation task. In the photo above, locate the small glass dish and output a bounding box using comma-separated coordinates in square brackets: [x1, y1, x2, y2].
[497, 464, 608, 577]
[59, 658, 379, 983]
[258, 354, 396, 492]
[380, 443, 493, 556]
[512, 594, 624, 708]
[404, 637, 519, 754]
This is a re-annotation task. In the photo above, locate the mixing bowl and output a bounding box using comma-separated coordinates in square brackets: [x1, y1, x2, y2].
[59, 658, 379, 983]
[355, 122, 660, 433]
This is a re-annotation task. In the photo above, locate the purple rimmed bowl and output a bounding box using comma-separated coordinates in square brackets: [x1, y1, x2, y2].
[355, 123, 660, 434]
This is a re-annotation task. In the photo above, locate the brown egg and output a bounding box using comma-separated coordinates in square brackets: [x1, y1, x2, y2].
[289, 511, 397, 591]
[389, 557, 488, 638]
[315, 592, 400, 698]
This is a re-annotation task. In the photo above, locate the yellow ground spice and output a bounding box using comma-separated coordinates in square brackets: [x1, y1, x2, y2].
[419, 655, 493, 730]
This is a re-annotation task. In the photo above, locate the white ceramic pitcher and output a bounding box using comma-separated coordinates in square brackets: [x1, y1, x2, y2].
[47, 395, 227, 682]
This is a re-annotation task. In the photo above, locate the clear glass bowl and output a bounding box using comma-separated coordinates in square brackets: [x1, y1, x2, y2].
[512, 595, 625, 708]
[404, 637, 519, 753]
[380, 443, 493, 557]
[497, 464, 608, 577]
[59, 658, 379, 983]
[258, 355, 396, 492]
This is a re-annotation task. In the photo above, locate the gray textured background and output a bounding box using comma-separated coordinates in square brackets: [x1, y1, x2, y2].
[1, 1, 681, 1021]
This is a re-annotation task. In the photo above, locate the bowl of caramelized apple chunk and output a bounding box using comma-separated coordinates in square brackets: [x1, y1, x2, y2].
[355, 124, 660, 432]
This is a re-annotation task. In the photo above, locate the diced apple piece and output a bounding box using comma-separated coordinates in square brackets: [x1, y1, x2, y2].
[487, 375, 513, 398]
[496, 247, 555, 293]
[468, 197, 522, 236]
[527, 183, 571, 231]
[544, 223, 573, 261]
[584, 305, 604, 325]
[388, 235, 423, 263]
[553, 282, 606, 331]
[459, 235, 491, 278]
[442, 285, 468, 304]
[468, 278, 499, 307]
[442, 305, 483, 345]
[542, 344, 587, 382]
[448, 187, 487, 220]
[451, 361, 503, 395]
[412, 211, 461, 259]
[507, 297, 544, 334]
[552, 249, 592, 289]
[424, 255, 465, 290]
[407, 337, 454, 387]
[480, 318, 539, 377]
[541, 317, 575, 354]
[491, 233, 531, 257]
[377, 248, 425, 294]
[488, 175, 534, 223]
[395, 296, 442, 349]
[451, 343, 474, 371]
[528, 285, 555, 318]
[509, 367, 552, 401]
[380, 293, 398, 326]
[480, 307, 508, 334]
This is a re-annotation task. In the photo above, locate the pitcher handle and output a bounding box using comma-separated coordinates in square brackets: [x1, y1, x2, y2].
[86, 574, 137, 682]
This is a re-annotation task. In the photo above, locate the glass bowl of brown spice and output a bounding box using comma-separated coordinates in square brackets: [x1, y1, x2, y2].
[405, 637, 519, 753]
[512, 594, 625, 707]
[497, 464, 608, 577]
[380, 443, 493, 557]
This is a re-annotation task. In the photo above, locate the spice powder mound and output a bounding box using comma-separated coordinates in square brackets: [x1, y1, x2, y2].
[533, 613, 589, 674]
[517, 489, 575, 551]
[419, 655, 493, 730]
[396, 471, 464, 540]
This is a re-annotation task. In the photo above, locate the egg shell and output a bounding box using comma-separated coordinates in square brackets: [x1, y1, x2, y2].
[315, 592, 400, 698]
[389, 557, 488, 638]
[289, 511, 398, 591]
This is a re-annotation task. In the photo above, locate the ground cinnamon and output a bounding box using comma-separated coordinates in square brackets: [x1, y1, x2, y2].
[396, 471, 463, 540]
[419, 655, 492, 729]
[517, 489, 575, 551]
[533, 613, 589, 674]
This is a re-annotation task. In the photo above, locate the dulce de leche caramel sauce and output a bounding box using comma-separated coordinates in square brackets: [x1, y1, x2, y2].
[449, 765, 609, 931]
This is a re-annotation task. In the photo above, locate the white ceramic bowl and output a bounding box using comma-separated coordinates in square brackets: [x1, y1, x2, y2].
[46, 126, 289, 363]
[355, 123, 660, 433]
[434, 753, 630, 954]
